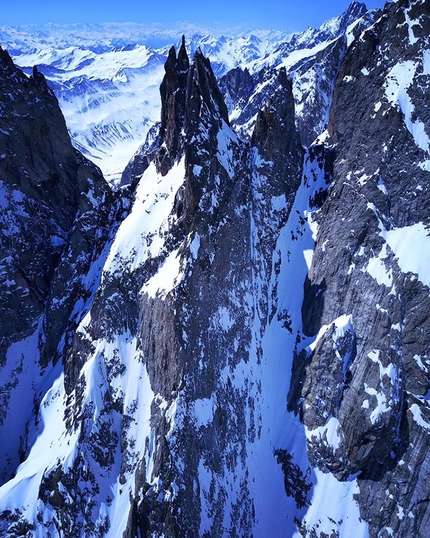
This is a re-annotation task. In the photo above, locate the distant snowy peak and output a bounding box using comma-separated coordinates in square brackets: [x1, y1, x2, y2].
[219, 2, 374, 146]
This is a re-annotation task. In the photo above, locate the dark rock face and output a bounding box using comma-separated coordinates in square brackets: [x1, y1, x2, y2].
[290, 0, 430, 535]
[220, 66, 254, 112]
[119, 45, 260, 536]
[251, 67, 303, 193]
[0, 46, 113, 482]
[66, 41, 304, 538]
[157, 36, 190, 175]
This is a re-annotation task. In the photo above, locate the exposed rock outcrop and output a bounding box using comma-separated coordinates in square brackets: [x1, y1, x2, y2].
[290, 0, 430, 535]
[0, 46, 114, 485]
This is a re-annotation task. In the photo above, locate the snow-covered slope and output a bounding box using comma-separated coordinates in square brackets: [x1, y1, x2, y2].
[0, 0, 430, 537]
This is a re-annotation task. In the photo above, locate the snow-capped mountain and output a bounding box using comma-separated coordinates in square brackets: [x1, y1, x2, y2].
[1, 25, 289, 185]
[0, 0, 430, 537]
[1, 2, 370, 185]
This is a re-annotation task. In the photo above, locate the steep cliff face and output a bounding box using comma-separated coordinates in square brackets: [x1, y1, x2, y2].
[0, 1, 430, 537]
[289, 0, 430, 535]
[0, 46, 114, 492]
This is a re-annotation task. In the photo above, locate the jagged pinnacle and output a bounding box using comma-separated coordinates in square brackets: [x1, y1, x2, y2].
[177, 35, 189, 73]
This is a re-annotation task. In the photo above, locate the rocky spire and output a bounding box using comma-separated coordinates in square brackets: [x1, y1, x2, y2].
[31, 64, 55, 96]
[157, 36, 190, 175]
[251, 67, 304, 195]
[177, 34, 189, 73]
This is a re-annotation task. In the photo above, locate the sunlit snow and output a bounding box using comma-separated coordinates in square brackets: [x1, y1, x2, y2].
[385, 223, 430, 287]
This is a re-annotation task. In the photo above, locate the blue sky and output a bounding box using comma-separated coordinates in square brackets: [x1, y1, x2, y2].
[2, 0, 387, 32]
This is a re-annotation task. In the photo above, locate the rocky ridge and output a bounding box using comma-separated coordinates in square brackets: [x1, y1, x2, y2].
[0, 44, 116, 484]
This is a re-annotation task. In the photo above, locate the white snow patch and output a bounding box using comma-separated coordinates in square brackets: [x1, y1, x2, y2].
[309, 314, 352, 353]
[358, 172, 371, 186]
[216, 120, 238, 178]
[418, 160, 430, 171]
[189, 233, 201, 259]
[278, 38, 336, 71]
[214, 306, 235, 331]
[384, 223, 430, 287]
[384, 60, 430, 154]
[104, 159, 185, 274]
[363, 243, 393, 287]
[0, 365, 79, 519]
[303, 249, 314, 270]
[165, 398, 178, 440]
[194, 395, 216, 427]
[364, 384, 389, 425]
[304, 209, 318, 240]
[364, 350, 400, 425]
[368, 349, 398, 385]
[409, 403, 430, 431]
[271, 194, 286, 211]
[423, 50, 430, 75]
[306, 416, 342, 451]
[296, 470, 369, 538]
[376, 176, 388, 194]
[413, 354, 428, 373]
[404, 10, 419, 45]
[141, 247, 183, 298]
